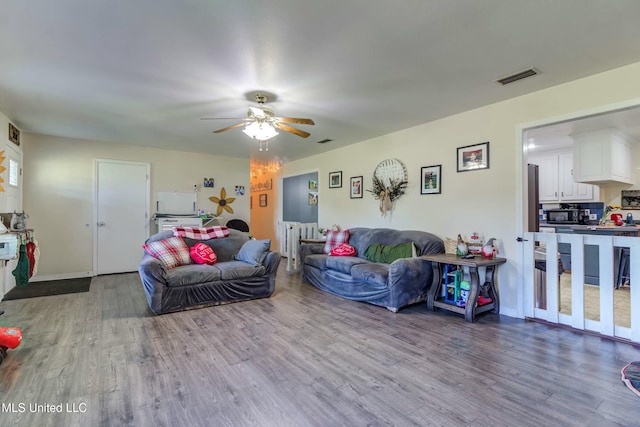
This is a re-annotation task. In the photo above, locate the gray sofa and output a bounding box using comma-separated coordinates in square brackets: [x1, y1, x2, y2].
[299, 228, 444, 312]
[139, 229, 280, 315]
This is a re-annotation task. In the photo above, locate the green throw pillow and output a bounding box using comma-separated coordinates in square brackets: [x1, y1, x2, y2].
[364, 242, 416, 263]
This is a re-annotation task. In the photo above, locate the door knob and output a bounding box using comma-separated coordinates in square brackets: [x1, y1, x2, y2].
[97, 222, 106, 227]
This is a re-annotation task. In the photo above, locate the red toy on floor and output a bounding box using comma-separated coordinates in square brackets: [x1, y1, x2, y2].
[0, 310, 22, 365]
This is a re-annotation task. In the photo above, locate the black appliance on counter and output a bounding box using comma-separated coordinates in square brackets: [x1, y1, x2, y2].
[546, 205, 588, 225]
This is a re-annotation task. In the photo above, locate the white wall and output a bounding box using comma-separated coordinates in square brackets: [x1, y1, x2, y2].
[22, 134, 249, 278]
[281, 61, 640, 318]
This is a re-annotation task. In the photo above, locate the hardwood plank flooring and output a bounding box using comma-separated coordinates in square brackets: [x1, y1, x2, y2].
[1, 264, 639, 426]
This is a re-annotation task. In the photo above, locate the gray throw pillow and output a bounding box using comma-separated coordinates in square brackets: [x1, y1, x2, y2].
[236, 239, 271, 266]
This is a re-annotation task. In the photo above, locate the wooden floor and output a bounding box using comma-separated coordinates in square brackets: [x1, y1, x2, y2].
[1, 265, 639, 427]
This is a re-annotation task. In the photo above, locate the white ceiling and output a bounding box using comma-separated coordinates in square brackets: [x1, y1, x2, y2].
[2, 1, 640, 164]
[526, 107, 640, 152]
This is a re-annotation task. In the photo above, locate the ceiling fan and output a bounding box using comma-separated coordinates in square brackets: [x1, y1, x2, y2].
[201, 94, 315, 149]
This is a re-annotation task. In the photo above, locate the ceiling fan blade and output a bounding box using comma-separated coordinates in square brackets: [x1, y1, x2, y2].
[201, 117, 246, 120]
[212, 122, 246, 133]
[248, 106, 266, 118]
[274, 122, 311, 138]
[276, 117, 315, 125]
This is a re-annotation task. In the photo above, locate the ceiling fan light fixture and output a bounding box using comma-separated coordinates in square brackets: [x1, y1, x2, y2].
[242, 121, 279, 141]
[206, 92, 313, 145]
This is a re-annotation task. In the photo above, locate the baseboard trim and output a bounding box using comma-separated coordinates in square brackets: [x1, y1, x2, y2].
[499, 306, 521, 319]
[29, 271, 94, 282]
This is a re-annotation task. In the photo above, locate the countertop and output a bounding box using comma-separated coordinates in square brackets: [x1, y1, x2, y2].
[540, 222, 639, 234]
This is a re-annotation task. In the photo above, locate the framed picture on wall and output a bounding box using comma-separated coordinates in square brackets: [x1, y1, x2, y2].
[457, 141, 489, 172]
[350, 176, 363, 199]
[420, 165, 441, 194]
[308, 192, 318, 205]
[259, 194, 267, 207]
[8, 123, 20, 146]
[329, 171, 342, 188]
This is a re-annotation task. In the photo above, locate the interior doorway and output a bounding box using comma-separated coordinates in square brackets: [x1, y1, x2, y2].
[1, 142, 22, 298]
[282, 171, 319, 224]
[520, 100, 640, 340]
[94, 159, 150, 275]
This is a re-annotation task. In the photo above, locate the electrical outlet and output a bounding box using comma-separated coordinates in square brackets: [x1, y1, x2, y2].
[589, 214, 597, 220]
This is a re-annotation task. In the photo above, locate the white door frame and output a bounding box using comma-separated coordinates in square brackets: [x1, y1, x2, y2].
[515, 97, 640, 319]
[93, 159, 150, 275]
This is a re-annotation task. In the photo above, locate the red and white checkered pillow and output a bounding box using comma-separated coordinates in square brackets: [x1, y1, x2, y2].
[172, 226, 230, 240]
[323, 229, 350, 254]
[143, 237, 192, 269]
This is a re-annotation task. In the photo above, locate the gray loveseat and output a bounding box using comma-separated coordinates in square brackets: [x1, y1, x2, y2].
[139, 229, 280, 315]
[299, 227, 444, 312]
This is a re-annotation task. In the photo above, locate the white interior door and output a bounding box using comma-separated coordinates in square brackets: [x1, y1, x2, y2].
[95, 160, 150, 275]
[2, 142, 22, 298]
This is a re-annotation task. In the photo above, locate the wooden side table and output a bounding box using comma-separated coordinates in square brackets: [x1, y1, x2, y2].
[422, 253, 506, 322]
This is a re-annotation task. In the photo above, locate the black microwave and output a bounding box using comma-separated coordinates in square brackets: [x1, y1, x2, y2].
[547, 208, 587, 224]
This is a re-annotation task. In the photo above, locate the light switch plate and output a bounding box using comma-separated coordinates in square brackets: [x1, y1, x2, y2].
[589, 214, 597, 220]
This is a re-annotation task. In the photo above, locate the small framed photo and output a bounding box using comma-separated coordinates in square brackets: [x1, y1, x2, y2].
[329, 171, 342, 188]
[309, 179, 318, 190]
[259, 194, 267, 207]
[235, 185, 245, 196]
[350, 176, 363, 199]
[308, 192, 318, 205]
[457, 141, 489, 172]
[203, 178, 214, 187]
[8, 123, 20, 146]
[421, 165, 441, 195]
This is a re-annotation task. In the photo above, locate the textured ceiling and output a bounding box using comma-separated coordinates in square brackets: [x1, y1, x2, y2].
[2, 1, 640, 164]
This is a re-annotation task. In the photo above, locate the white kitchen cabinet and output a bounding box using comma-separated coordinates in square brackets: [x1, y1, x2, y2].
[572, 129, 634, 184]
[531, 154, 559, 202]
[558, 152, 593, 201]
[530, 151, 597, 202]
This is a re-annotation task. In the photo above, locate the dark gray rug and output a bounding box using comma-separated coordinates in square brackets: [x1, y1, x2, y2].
[622, 361, 640, 398]
[2, 278, 91, 301]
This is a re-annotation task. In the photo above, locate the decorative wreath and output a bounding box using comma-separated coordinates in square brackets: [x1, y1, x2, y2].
[367, 175, 407, 202]
[366, 158, 408, 217]
[209, 187, 236, 216]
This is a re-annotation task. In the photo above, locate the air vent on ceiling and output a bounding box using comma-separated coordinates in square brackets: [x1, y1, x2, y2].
[496, 68, 539, 85]
[316, 138, 333, 144]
